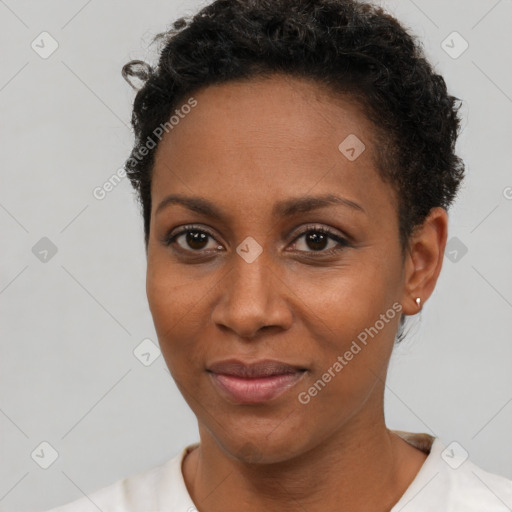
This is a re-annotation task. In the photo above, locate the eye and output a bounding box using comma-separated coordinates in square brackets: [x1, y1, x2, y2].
[289, 224, 350, 256]
[164, 225, 222, 253]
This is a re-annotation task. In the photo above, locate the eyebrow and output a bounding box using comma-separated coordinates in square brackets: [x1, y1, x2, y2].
[155, 193, 365, 220]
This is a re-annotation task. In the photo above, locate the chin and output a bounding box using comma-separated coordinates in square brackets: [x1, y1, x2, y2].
[212, 422, 311, 466]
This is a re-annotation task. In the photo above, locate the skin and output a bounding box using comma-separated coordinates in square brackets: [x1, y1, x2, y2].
[146, 74, 448, 512]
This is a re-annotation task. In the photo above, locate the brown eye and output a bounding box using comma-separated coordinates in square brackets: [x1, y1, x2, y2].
[183, 230, 209, 250]
[303, 231, 330, 251]
[165, 226, 221, 252]
[290, 226, 350, 255]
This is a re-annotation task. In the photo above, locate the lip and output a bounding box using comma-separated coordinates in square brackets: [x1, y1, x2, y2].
[207, 359, 307, 404]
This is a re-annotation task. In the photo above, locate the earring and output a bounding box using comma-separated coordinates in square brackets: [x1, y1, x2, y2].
[415, 297, 421, 311]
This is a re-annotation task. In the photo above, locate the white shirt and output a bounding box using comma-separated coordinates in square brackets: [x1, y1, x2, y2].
[45, 431, 512, 511]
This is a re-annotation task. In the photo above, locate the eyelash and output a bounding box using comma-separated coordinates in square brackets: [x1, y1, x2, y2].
[163, 224, 350, 258]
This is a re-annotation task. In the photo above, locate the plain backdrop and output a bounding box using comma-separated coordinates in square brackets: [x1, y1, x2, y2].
[1, 0, 511, 509]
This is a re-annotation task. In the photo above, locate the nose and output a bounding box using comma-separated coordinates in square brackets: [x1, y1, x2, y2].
[210, 249, 293, 340]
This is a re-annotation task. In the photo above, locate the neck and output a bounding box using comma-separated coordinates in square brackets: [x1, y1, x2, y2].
[182, 408, 427, 512]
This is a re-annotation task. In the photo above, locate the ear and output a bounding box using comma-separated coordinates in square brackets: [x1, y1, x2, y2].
[400, 207, 448, 315]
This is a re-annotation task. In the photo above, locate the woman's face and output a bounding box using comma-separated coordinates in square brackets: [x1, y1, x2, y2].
[146, 75, 411, 463]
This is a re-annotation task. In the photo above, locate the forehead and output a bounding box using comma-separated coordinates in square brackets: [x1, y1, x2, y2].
[151, 74, 396, 222]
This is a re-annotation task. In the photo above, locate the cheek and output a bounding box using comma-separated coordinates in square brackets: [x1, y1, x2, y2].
[288, 251, 401, 337]
[293, 289, 399, 431]
[145, 254, 216, 374]
[146, 248, 209, 326]
[146, 257, 188, 348]
[289, 253, 401, 394]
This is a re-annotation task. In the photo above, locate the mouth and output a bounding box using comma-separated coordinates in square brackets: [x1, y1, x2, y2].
[207, 359, 307, 404]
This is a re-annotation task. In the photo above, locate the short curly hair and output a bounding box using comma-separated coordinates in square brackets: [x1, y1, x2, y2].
[122, 0, 465, 342]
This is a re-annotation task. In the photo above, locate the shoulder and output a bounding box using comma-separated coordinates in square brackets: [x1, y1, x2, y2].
[438, 456, 512, 511]
[392, 434, 512, 512]
[42, 444, 198, 512]
[42, 464, 163, 512]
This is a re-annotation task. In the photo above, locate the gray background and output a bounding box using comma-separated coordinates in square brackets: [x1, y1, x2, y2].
[1, 0, 511, 510]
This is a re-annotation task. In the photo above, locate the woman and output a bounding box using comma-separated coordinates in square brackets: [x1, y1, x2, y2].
[46, 0, 512, 510]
